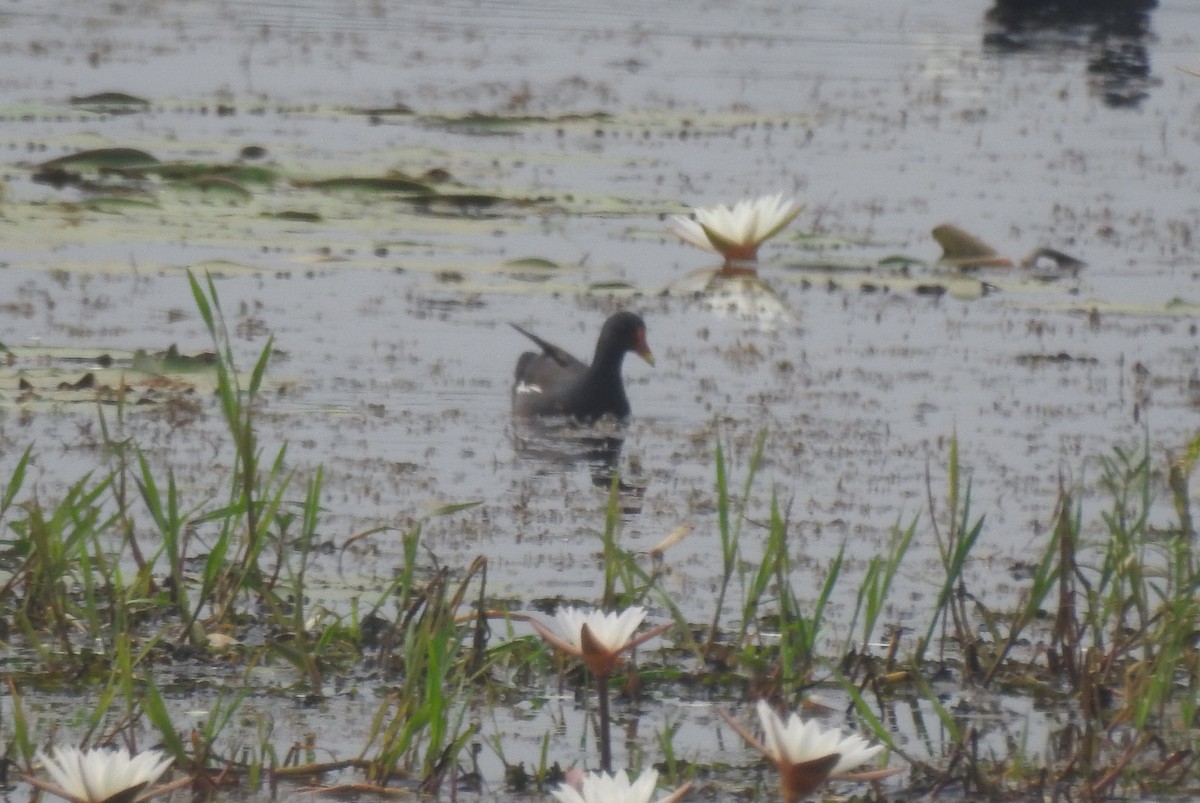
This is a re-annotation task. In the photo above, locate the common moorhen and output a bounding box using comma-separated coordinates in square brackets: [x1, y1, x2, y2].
[510, 311, 654, 421]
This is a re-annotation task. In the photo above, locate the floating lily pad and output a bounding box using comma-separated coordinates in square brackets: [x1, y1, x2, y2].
[588, 280, 638, 291]
[174, 175, 254, 201]
[132, 345, 217, 374]
[112, 161, 278, 186]
[69, 92, 150, 114]
[503, 256, 567, 282]
[504, 257, 561, 270]
[879, 254, 925, 267]
[38, 147, 159, 171]
[352, 103, 415, 118]
[0, 344, 224, 411]
[1030, 297, 1200, 317]
[300, 176, 433, 195]
[423, 111, 612, 135]
[81, 196, 159, 213]
[266, 210, 323, 223]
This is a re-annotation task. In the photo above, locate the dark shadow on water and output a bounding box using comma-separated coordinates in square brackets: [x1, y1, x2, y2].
[983, 0, 1159, 108]
[512, 418, 646, 513]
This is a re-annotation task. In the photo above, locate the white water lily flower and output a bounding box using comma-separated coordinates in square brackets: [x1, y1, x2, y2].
[530, 605, 670, 679]
[668, 193, 803, 262]
[554, 606, 647, 653]
[551, 768, 656, 803]
[720, 702, 897, 803]
[755, 700, 883, 776]
[34, 746, 173, 803]
[552, 768, 691, 803]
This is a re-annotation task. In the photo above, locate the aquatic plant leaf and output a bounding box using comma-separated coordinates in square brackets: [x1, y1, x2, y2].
[38, 147, 159, 171]
[132, 345, 217, 374]
[175, 175, 254, 201]
[421, 500, 483, 519]
[878, 254, 924, 267]
[266, 210, 323, 222]
[504, 257, 561, 270]
[112, 161, 277, 185]
[424, 111, 611, 134]
[302, 176, 433, 195]
[82, 196, 159, 213]
[352, 103, 415, 117]
[931, 223, 1012, 268]
[69, 92, 150, 114]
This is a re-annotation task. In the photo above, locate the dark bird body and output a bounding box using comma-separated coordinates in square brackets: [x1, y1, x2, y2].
[511, 311, 654, 421]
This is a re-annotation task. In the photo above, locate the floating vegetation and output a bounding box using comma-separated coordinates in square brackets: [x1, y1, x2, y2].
[299, 175, 434, 195]
[421, 110, 614, 134]
[68, 91, 152, 114]
[931, 223, 1013, 268]
[0, 343, 220, 411]
[37, 147, 159, 172]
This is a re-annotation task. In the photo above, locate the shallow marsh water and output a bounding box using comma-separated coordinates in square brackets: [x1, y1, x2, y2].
[2, 0, 1200, 798]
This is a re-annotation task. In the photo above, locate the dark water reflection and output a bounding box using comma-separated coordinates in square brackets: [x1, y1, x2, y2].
[511, 419, 645, 511]
[984, 0, 1159, 107]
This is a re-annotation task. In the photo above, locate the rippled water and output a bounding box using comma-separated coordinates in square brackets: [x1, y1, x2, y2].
[1, 0, 1198, 795]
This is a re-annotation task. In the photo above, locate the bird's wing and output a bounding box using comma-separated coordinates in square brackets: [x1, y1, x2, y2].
[509, 323, 586, 370]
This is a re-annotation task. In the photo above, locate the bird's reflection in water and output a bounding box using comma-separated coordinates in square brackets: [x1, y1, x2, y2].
[983, 0, 1159, 108]
[512, 417, 646, 514]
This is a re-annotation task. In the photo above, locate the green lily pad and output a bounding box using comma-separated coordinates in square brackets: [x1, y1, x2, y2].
[300, 176, 433, 195]
[352, 104, 415, 118]
[112, 161, 278, 186]
[174, 175, 254, 201]
[81, 196, 160, 213]
[266, 210, 323, 223]
[878, 254, 925, 267]
[1029, 297, 1200, 317]
[38, 147, 159, 171]
[504, 257, 561, 270]
[69, 92, 151, 114]
[588, 280, 638, 291]
[0, 344, 223, 411]
[424, 111, 612, 134]
[132, 345, 217, 374]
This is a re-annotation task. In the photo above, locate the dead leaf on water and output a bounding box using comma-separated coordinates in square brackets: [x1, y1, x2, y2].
[650, 524, 693, 556]
[932, 223, 1013, 268]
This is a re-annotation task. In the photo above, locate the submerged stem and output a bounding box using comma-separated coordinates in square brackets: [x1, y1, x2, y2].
[596, 672, 612, 773]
